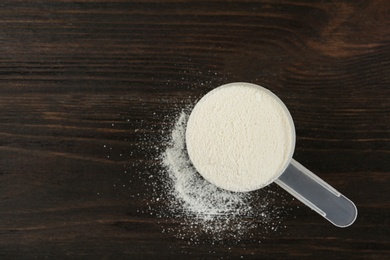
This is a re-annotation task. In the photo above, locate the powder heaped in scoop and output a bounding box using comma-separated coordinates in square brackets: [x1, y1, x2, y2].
[186, 83, 295, 192]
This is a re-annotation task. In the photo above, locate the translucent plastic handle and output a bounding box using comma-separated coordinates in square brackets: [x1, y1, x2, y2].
[275, 159, 357, 227]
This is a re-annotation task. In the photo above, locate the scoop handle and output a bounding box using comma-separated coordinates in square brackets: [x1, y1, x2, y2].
[275, 159, 357, 227]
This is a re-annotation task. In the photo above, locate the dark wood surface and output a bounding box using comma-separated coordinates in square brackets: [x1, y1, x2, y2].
[0, 0, 389, 259]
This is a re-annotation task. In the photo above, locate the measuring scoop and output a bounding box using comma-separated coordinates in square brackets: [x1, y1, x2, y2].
[186, 82, 357, 227]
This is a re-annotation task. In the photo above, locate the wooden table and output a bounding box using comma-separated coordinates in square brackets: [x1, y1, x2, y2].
[0, 1, 389, 259]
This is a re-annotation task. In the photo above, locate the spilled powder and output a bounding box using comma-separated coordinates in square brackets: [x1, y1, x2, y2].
[159, 109, 291, 242]
[123, 68, 292, 243]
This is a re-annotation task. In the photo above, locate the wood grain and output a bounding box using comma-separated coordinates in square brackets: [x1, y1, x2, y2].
[0, 0, 389, 259]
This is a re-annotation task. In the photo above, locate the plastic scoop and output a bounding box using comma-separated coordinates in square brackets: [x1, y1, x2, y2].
[275, 159, 357, 227]
[186, 82, 357, 227]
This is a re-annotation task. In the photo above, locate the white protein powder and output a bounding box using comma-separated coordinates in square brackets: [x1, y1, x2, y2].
[186, 82, 295, 192]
